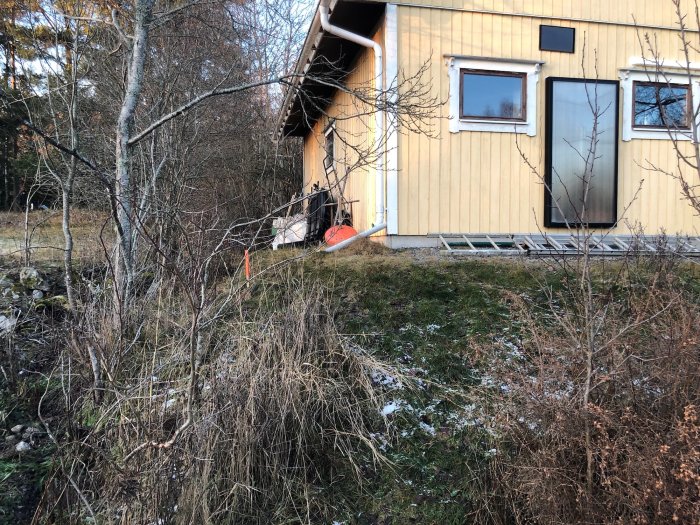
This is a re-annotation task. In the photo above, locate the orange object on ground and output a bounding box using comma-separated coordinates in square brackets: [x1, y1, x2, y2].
[244, 249, 251, 281]
[324, 225, 358, 246]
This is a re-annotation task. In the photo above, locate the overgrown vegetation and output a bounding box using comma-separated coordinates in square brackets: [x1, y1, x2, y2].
[2, 247, 699, 523]
[480, 255, 700, 525]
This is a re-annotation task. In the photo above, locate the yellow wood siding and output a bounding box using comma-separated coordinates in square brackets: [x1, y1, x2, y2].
[378, 0, 697, 31]
[395, 4, 700, 236]
[303, 25, 385, 233]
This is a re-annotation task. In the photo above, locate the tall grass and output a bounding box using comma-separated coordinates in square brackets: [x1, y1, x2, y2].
[35, 277, 397, 524]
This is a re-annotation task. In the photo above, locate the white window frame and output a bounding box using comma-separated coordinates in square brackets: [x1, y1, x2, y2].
[323, 121, 336, 170]
[619, 68, 700, 141]
[446, 55, 543, 136]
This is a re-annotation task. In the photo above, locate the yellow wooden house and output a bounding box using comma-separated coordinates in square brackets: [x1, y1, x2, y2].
[277, 0, 700, 251]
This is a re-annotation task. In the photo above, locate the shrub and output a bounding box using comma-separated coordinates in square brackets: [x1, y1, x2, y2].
[482, 255, 700, 525]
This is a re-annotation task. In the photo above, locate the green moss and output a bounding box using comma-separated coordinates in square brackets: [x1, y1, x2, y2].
[269, 255, 554, 523]
[34, 294, 68, 310]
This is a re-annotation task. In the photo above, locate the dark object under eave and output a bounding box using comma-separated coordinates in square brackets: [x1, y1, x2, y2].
[306, 189, 335, 242]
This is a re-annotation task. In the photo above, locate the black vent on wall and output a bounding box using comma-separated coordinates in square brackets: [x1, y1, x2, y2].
[540, 25, 575, 53]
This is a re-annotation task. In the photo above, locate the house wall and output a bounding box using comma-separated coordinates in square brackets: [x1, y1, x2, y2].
[385, 0, 694, 31]
[394, 2, 700, 236]
[303, 22, 385, 234]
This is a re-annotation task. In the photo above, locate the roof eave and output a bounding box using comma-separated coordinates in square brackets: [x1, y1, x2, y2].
[276, 0, 386, 139]
[275, 2, 327, 139]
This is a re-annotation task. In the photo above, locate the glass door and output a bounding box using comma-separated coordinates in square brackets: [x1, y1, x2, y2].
[545, 78, 619, 227]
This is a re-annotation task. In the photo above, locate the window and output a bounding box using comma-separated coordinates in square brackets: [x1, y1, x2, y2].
[633, 81, 689, 130]
[460, 70, 526, 121]
[447, 56, 543, 135]
[545, 78, 619, 227]
[619, 68, 700, 141]
[540, 25, 575, 53]
[323, 124, 335, 170]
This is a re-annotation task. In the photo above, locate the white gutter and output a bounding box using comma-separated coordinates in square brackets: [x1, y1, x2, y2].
[319, 0, 387, 251]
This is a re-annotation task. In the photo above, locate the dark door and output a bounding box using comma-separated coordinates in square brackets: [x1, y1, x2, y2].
[545, 78, 619, 228]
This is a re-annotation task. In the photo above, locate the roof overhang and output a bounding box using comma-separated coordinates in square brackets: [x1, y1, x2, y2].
[276, 0, 386, 138]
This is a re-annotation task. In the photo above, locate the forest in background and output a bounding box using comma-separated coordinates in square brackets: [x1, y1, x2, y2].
[0, 0, 305, 222]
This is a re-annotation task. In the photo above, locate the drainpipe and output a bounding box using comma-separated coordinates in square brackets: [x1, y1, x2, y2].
[320, 0, 387, 252]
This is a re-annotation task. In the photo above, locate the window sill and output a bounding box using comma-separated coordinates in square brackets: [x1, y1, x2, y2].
[451, 118, 531, 134]
[628, 127, 694, 141]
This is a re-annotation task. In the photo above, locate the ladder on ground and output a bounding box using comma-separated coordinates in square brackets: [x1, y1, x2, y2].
[430, 233, 700, 257]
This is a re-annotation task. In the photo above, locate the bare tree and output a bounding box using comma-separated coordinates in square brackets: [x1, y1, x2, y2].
[515, 40, 646, 497]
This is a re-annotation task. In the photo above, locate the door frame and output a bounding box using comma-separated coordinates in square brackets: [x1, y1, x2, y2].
[544, 77, 620, 228]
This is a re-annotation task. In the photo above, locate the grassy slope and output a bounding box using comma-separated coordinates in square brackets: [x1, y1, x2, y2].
[294, 250, 561, 524]
[8, 241, 696, 523]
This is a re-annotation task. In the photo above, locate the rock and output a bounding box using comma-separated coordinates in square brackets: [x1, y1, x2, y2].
[5, 435, 17, 443]
[22, 426, 41, 441]
[0, 315, 17, 334]
[35, 295, 69, 312]
[0, 274, 12, 289]
[31, 290, 44, 300]
[15, 440, 31, 453]
[10, 424, 24, 434]
[19, 267, 50, 292]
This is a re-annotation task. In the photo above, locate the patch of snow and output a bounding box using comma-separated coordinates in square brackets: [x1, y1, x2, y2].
[369, 432, 390, 452]
[418, 422, 436, 435]
[480, 375, 495, 387]
[404, 366, 428, 376]
[371, 370, 402, 390]
[426, 324, 442, 333]
[0, 314, 17, 333]
[15, 441, 31, 453]
[381, 400, 406, 416]
[495, 337, 525, 360]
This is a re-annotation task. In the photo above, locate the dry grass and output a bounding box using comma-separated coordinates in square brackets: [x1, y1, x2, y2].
[35, 277, 400, 524]
[172, 284, 395, 523]
[477, 255, 700, 525]
[0, 209, 110, 263]
[330, 238, 393, 256]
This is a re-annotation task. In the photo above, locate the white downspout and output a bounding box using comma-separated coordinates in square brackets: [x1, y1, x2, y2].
[320, 0, 387, 252]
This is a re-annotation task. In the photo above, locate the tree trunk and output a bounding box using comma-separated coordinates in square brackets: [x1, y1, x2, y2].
[114, 0, 154, 315]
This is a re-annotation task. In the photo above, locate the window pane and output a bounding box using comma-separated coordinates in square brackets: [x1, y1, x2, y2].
[540, 25, 575, 53]
[548, 79, 618, 226]
[324, 131, 334, 169]
[461, 72, 524, 120]
[634, 83, 688, 128]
